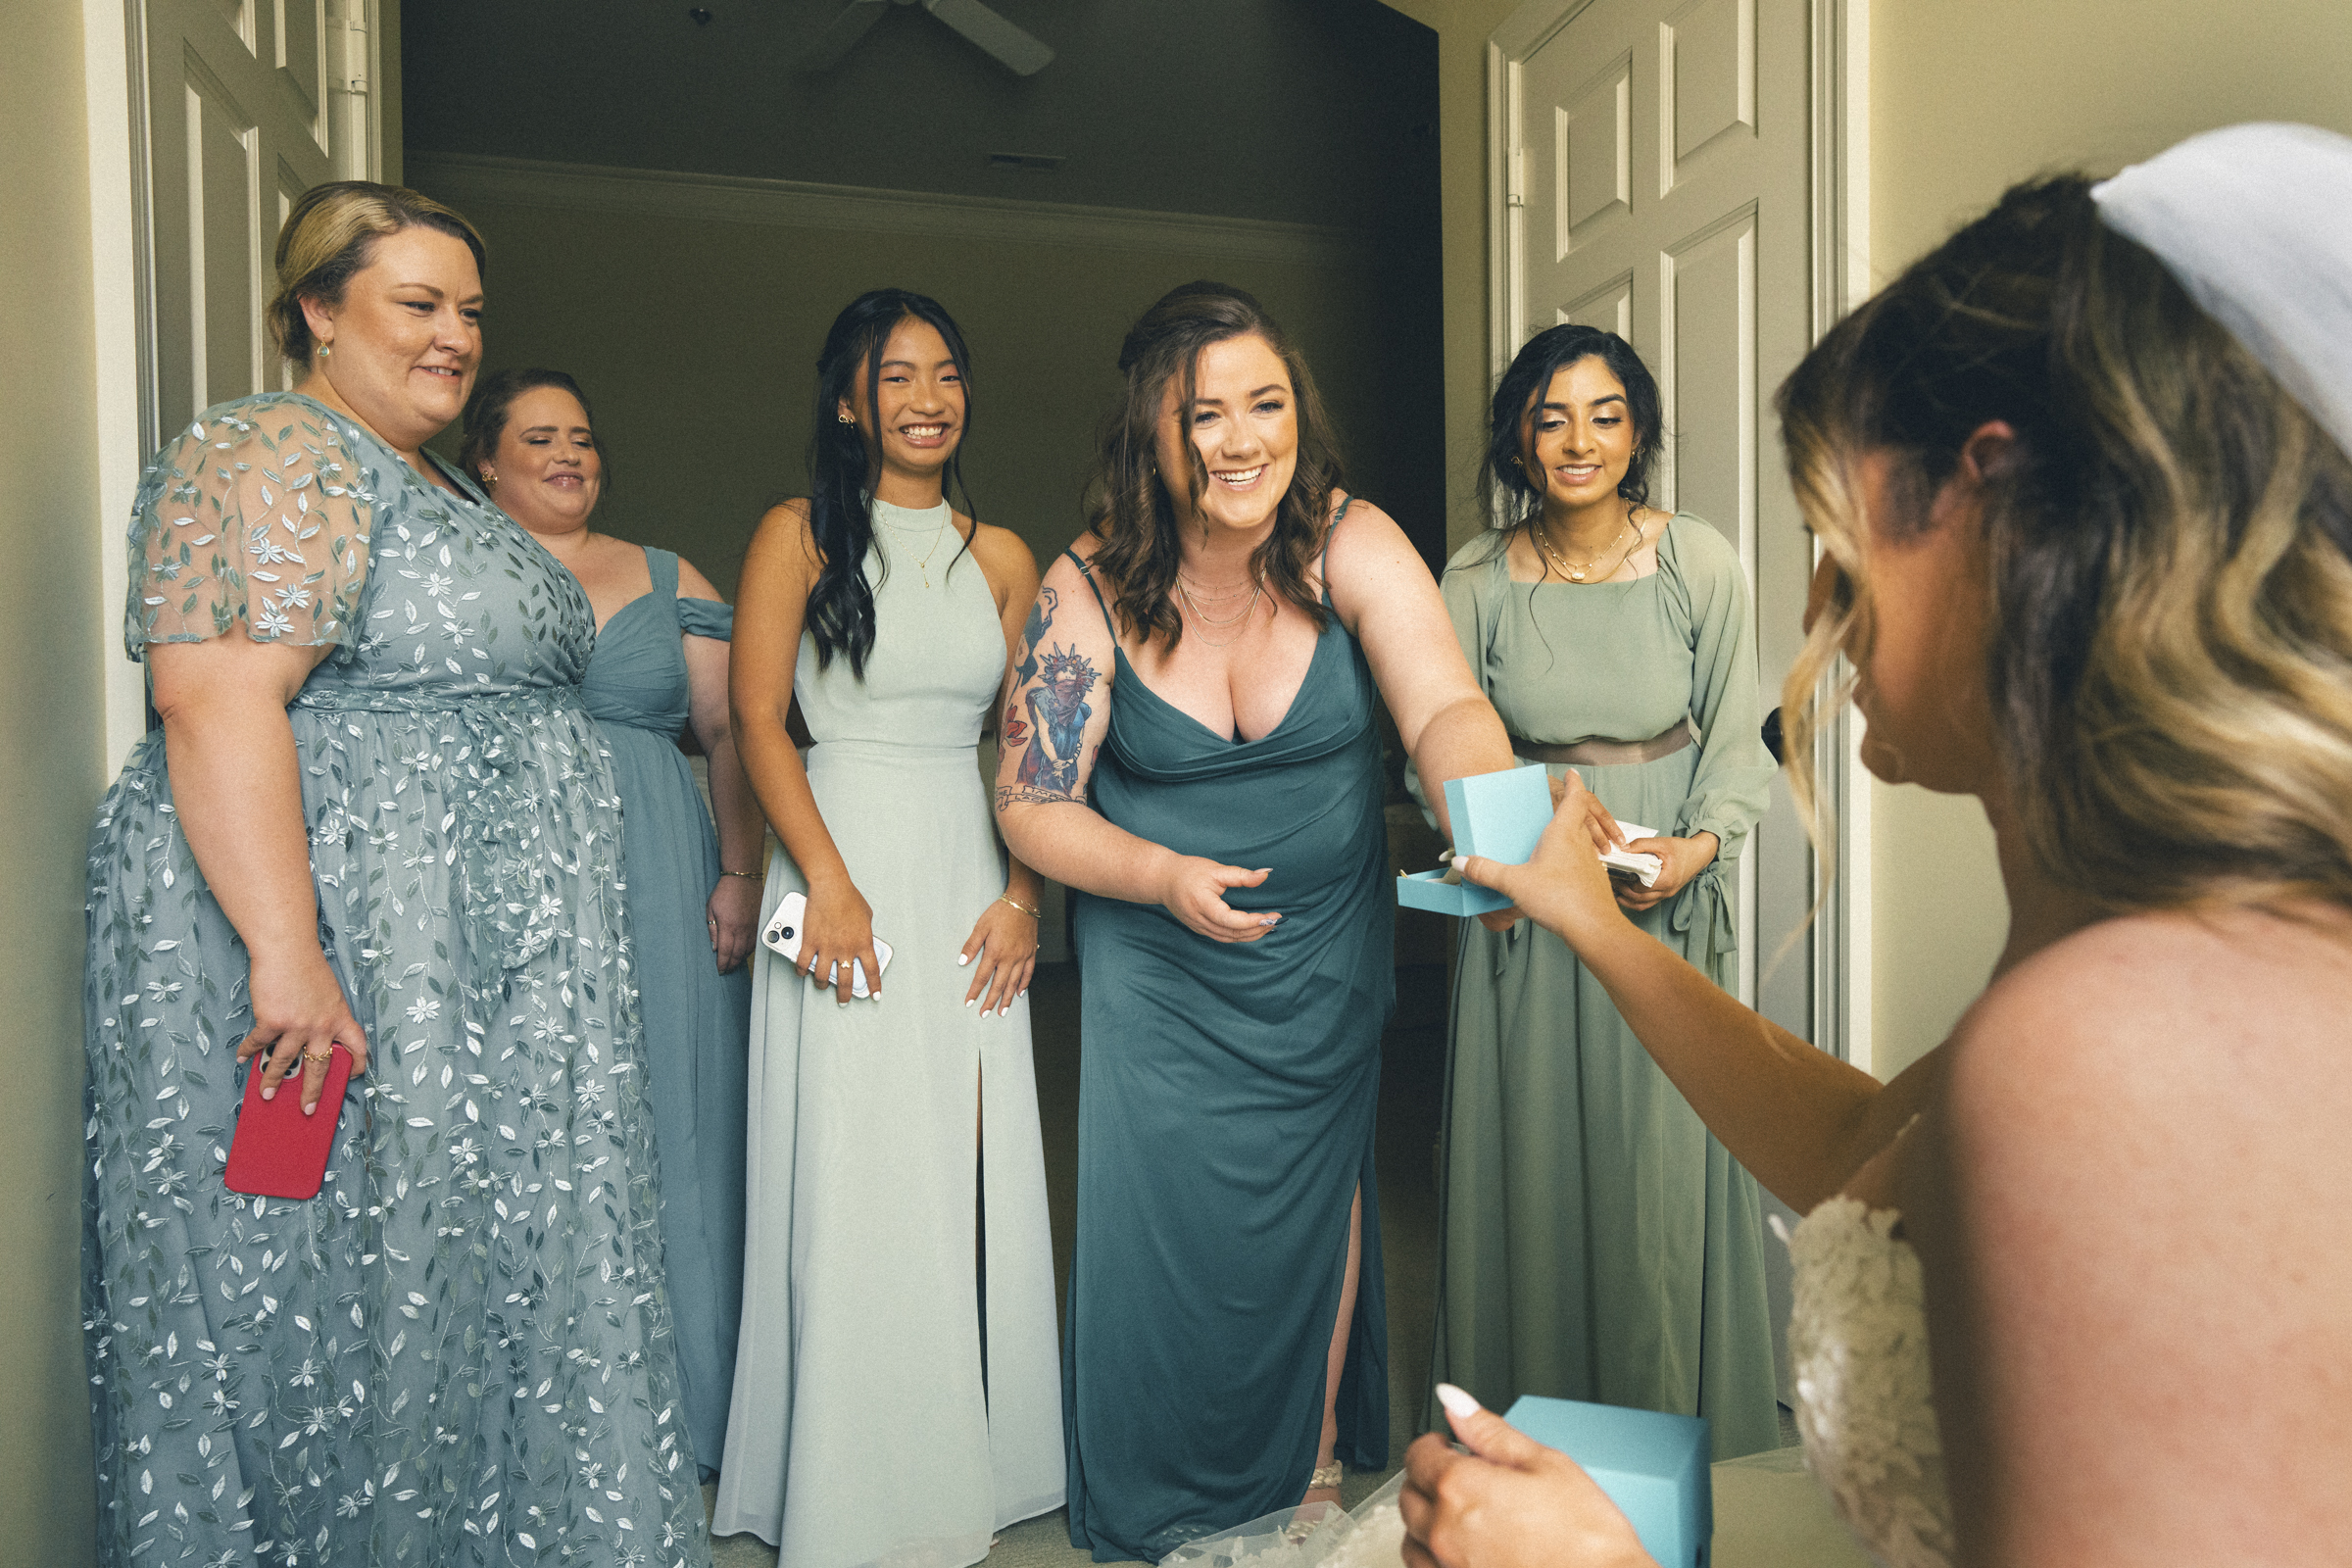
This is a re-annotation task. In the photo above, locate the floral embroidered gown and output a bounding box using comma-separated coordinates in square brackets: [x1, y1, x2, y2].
[81, 391, 713, 1568]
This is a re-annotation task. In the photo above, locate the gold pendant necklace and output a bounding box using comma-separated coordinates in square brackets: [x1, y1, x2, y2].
[879, 509, 953, 588]
[1538, 507, 1643, 583]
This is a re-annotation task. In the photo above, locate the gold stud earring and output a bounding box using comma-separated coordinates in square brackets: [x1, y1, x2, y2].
[838, 412, 856, 425]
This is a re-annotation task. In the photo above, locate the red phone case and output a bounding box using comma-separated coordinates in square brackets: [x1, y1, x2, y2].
[223, 1045, 354, 1200]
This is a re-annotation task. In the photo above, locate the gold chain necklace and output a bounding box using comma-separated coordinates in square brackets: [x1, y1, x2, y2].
[1537, 507, 1643, 583]
[1176, 581, 1264, 646]
[1177, 577, 1263, 632]
[877, 508, 954, 588]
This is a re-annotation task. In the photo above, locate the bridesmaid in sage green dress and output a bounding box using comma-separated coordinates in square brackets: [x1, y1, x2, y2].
[1417, 324, 1779, 1459]
[460, 369, 765, 1477]
[82, 184, 710, 1567]
[995, 282, 1520, 1559]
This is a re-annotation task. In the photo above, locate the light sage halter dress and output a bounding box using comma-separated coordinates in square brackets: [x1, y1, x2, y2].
[83, 391, 711, 1567]
[713, 497, 1063, 1568]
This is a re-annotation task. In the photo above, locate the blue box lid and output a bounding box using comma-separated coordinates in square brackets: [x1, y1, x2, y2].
[1397, 764, 1553, 914]
[1501, 1396, 1712, 1568]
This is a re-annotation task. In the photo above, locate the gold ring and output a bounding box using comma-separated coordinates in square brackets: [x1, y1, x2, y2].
[301, 1048, 334, 1064]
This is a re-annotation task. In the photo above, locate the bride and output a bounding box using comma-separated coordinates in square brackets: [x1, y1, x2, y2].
[1400, 123, 2352, 1567]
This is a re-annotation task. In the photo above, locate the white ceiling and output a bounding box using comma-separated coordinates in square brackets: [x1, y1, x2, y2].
[400, 0, 1440, 231]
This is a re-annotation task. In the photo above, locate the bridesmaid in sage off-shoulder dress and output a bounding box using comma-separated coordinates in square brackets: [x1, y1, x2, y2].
[461, 369, 766, 1477]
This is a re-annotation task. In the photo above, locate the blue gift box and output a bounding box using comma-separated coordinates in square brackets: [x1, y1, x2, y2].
[1501, 1395, 1712, 1568]
[1396, 764, 1553, 917]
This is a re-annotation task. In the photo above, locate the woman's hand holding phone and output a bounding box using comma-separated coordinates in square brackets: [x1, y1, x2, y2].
[800, 876, 885, 1004]
[234, 945, 369, 1115]
[959, 895, 1039, 1016]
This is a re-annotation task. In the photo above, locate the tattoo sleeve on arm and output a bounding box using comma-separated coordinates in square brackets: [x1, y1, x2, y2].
[1014, 645, 1099, 798]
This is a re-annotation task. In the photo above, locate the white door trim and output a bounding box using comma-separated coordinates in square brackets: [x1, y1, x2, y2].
[85, 0, 150, 775]
[1484, 0, 1872, 1068]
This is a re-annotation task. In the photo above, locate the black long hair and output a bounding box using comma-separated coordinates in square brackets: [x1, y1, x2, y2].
[805, 288, 979, 676]
[1478, 323, 1663, 550]
[1085, 281, 1345, 649]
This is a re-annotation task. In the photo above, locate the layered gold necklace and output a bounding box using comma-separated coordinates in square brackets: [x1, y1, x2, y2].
[1537, 505, 1645, 583]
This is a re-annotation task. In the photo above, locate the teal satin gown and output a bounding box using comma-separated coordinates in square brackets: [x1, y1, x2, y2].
[578, 546, 751, 1477]
[1060, 529, 1391, 1561]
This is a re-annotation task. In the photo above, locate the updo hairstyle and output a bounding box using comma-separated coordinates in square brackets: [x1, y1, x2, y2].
[459, 368, 609, 495]
[266, 181, 488, 371]
[1481, 323, 1664, 529]
[1778, 174, 2352, 914]
[1085, 282, 1346, 649]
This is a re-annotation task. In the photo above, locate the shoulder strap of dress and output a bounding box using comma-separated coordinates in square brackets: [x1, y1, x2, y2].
[1320, 492, 1353, 608]
[646, 546, 680, 602]
[1063, 548, 1117, 638]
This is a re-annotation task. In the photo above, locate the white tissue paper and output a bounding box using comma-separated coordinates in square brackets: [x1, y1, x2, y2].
[1156, 1471, 1408, 1568]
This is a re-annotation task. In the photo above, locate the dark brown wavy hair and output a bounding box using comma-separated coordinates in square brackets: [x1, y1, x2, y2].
[1780, 173, 2352, 915]
[1084, 282, 1345, 648]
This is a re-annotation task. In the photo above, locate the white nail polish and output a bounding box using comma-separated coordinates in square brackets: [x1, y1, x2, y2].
[957, 954, 970, 966]
[261, 1087, 274, 1101]
[1436, 1383, 1481, 1420]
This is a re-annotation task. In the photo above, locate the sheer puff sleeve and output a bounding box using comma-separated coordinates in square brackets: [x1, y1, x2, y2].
[123, 398, 374, 660]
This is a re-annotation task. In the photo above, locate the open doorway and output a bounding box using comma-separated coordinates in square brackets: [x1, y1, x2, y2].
[398, 3, 1447, 1557]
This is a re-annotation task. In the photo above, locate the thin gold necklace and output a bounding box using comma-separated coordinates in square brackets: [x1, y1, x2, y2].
[1538, 506, 1642, 583]
[877, 505, 954, 588]
[1178, 577, 1262, 630]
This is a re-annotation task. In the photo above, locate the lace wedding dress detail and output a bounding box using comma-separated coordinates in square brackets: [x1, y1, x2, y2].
[1780, 1198, 1955, 1568]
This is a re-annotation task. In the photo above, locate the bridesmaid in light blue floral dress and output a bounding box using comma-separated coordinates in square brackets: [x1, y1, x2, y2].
[83, 190, 710, 1568]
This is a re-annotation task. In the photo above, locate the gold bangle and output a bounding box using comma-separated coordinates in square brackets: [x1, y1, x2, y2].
[997, 894, 1042, 920]
[719, 867, 762, 879]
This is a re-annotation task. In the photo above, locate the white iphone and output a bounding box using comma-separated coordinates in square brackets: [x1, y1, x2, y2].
[760, 890, 894, 998]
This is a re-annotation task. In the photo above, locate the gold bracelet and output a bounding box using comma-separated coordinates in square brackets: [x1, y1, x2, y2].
[719, 867, 762, 879]
[997, 894, 1042, 920]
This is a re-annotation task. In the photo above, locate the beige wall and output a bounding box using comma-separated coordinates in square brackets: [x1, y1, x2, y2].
[407, 186, 1435, 597]
[1865, 0, 2352, 1076]
[1, 8, 107, 1565]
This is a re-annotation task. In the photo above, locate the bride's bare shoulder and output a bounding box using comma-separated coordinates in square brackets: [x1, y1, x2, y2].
[1931, 902, 2352, 1227]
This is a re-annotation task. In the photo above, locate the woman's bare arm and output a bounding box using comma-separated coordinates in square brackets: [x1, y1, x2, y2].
[727, 501, 881, 1003]
[993, 548, 1276, 944]
[678, 555, 766, 973]
[1322, 501, 1514, 847]
[149, 637, 369, 1111]
[1458, 770, 1928, 1212]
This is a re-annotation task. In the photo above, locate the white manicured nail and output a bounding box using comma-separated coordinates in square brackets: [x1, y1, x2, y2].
[957, 954, 970, 966]
[1436, 1384, 1480, 1420]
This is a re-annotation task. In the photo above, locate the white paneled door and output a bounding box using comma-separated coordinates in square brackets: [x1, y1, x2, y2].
[139, 0, 379, 441]
[1492, 0, 1822, 1044]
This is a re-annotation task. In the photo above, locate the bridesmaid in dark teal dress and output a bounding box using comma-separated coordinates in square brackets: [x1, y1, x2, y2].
[462, 371, 766, 1476]
[996, 284, 1521, 1558]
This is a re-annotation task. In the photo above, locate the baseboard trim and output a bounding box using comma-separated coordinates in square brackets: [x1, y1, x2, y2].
[403, 152, 1378, 270]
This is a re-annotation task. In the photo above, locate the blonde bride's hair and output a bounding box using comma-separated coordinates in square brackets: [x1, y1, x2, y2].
[1779, 174, 2352, 914]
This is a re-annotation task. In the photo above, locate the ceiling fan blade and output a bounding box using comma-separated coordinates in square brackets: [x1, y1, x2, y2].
[922, 0, 1054, 75]
[800, 0, 890, 71]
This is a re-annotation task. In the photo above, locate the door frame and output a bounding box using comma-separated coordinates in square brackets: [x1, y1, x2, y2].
[80, 0, 390, 777]
[1484, 0, 1873, 1072]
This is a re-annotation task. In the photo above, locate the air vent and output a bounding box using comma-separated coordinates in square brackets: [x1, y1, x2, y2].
[986, 152, 1064, 172]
